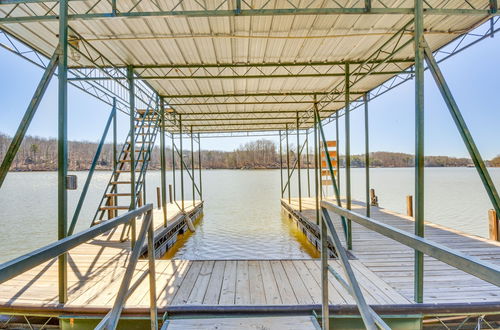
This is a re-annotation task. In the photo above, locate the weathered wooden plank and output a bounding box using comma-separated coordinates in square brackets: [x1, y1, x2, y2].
[235, 260, 251, 305]
[202, 260, 226, 305]
[171, 261, 203, 305]
[248, 260, 266, 305]
[219, 260, 237, 305]
[187, 260, 215, 304]
[259, 260, 282, 305]
[270, 260, 298, 305]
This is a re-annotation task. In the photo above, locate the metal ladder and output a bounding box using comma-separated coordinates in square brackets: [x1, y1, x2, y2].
[91, 108, 161, 226]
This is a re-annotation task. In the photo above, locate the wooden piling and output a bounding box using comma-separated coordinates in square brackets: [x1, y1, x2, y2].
[156, 187, 161, 210]
[489, 209, 499, 241]
[169, 184, 173, 203]
[370, 189, 379, 207]
[406, 195, 413, 217]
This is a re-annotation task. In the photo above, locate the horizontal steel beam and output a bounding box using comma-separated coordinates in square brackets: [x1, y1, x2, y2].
[0, 205, 153, 284]
[173, 110, 327, 116]
[321, 201, 500, 287]
[69, 70, 409, 81]
[163, 92, 364, 99]
[169, 101, 343, 106]
[0, 8, 497, 24]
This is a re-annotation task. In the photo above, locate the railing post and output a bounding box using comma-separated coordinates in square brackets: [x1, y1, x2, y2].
[414, 0, 425, 303]
[364, 94, 370, 218]
[320, 211, 329, 329]
[113, 98, 118, 214]
[489, 209, 499, 241]
[335, 111, 340, 195]
[147, 211, 158, 330]
[159, 97, 167, 227]
[345, 63, 352, 250]
[306, 134, 311, 198]
[407, 195, 414, 217]
[191, 127, 195, 206]
[198, 133, 203, 200]
[285, 124, 291, 204]
[57, 0, 69, 304]
[279, 130, 283, 198]
[171, 130, 176, 202]
[296, 113, 302, 211]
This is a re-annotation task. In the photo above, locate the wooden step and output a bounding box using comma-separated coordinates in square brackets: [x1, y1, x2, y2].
[123, 149, 149, 153]
[105, 193, 132, 197]
[99, 206, 129, 211]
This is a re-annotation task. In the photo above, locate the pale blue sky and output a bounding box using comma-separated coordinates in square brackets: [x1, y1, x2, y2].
[1, 32, 499, 159]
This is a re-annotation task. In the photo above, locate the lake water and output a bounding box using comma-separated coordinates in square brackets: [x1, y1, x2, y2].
[0, 168, 498, 262]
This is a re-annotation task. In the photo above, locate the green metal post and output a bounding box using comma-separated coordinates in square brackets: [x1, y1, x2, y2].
[0, 50, 58, 189]
[306, 133, 311, 198]
[171, 130, 176, 202]
[285, 124, 291, 204]
[160, 97, 167, 227]
[364, 94, 370, 218]
[127, 66, 136, 211]
[197, 133, 203, 200]
[345, 63, 352, 250]
[296, 113, 302, 211]
[191, 126, 195, 206]
[423, 41, 500, 219]
[113, 98, 118, 212]
[57, 0, 68, 304]
[313, 110, 319, 225]
[279, 130, 283, 198]
[335, 111, 340, 195]
[414, 0, 425, 304]
[179, 115, 184, 212]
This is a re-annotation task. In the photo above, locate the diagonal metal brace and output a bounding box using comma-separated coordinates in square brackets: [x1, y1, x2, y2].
[422, 38, 500, 219]
[0, 46, 59, 189]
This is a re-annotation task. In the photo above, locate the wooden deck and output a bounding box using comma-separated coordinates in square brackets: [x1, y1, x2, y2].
[283, 197, 500, 305]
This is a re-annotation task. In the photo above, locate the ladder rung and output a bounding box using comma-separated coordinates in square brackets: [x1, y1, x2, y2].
[115, 170, 141, 173]
[137, 133, 156, 135]
[111, 181, 132, 184]
[106, 193, 132, 197]
[119, 159, 147, 162]
[99, 206, 129, 211]
[124, 149, 147, 153]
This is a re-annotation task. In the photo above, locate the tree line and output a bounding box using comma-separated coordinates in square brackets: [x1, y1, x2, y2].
[2, 133, 498, 171]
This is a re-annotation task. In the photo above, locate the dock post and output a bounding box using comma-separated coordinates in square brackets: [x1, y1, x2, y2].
[313, 104, 320, 225]
[296, 112, 302, 211]
[169, 184, 173, 204]
[320, 215, 329, 329]
[285, 124, 291, 204]
[198, 132, 203, 200]
[345, 63, 352, 250]
[406, 195, 414, 217]
[171, 128, 176, 202]
[191, 126, 195, 207]
[335, 111, 340, 195]
[279, 130, 284, 198]
[156, 187, 161, 210]
[306, 134, 311, 198]
[160, 97, 167, 226]
[364, 94, 370, 218]
[179, 115, 185, 212]
[414, 0, 425, 303]
[489, 209, 499, 241]
[57, 0, 69, 303]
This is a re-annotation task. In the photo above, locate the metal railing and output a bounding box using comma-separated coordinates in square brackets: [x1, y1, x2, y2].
[319, 200, 500, 330]
[0, 204, 158, 330]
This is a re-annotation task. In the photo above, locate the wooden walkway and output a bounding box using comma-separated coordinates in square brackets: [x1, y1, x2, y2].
[283, 197, 500, 304]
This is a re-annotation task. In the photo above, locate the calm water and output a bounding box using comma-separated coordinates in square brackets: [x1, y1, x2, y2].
[0, 168, 498, 262]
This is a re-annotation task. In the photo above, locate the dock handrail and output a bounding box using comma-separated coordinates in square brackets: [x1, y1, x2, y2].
[0, 204, 158, 330]
[319, 205, 390, 330]
[319, 200, 500, 329]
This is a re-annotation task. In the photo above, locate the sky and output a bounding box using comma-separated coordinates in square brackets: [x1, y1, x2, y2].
[1, 26, 499, 159]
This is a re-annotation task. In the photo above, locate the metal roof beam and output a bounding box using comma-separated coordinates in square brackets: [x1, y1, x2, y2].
[169, 101, 344, 106]
[0, 7, 497, 23]
[163, 91, 363, 99]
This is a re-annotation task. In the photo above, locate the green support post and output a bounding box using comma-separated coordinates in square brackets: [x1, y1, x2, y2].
[414, 0, 425, 303]
[345, 63, 352, 250]
[313, 108, 320, 225]
[364, 94, 370, 218]
[296, 113, 302, 211]
[197, 133, 203, 200]
[0, 49, 58, 189]
[279, 130, 283, 197]
[160, 97, 167, 227]
[113, 98, 118, 212]
[285, 124, 291, 204]
[127, 66, 136, 211]
[422, 40, 500, 219]
[191, 126, 195, 206]
[172, 129, 176, 202]
[57, 0, 68, 304]
[306, 134, 311, 198]
[179, 115, 184, 212]
[336, 110, 340, 195]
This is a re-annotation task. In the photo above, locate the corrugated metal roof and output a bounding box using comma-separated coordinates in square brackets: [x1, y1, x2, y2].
[0, 0, 491, 133]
